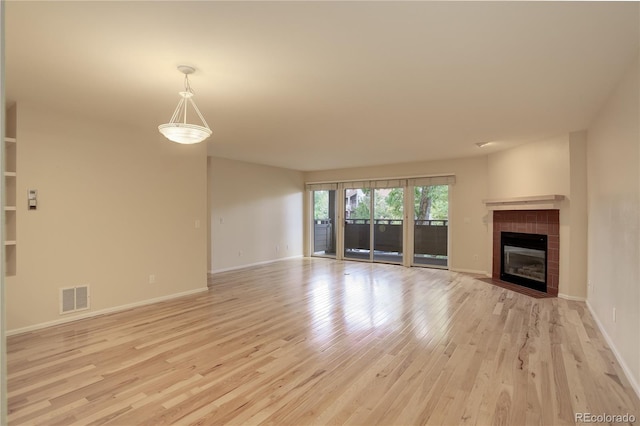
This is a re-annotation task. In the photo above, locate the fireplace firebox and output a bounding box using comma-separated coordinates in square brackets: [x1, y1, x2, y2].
[500, 232, 547, 293]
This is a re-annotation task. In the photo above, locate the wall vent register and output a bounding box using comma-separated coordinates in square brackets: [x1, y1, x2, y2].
[60, 286, 90, 314]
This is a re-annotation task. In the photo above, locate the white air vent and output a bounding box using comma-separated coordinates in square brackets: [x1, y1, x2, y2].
[60, 285, 90, 314]
[61, 288, 75, 313]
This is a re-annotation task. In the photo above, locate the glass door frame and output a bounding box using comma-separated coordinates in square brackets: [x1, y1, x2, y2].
[307, 177, 454, 269]
[342, 182, 407, 265]
[409, 183, 451, 269]
[310, 189, 338, 258]
[342, 184, 374, 262]
[372, 187, 405, 264]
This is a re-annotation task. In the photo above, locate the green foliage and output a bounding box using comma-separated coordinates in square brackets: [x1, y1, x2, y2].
[385, 189, 404, 219]
[314, 190, 329, 219]
[424, 185, 448, 220]
[351, 189, 405, 220]
[385, 185, 448, 220]
[352, 189, 371, 219]
[346, 185, 448, 221]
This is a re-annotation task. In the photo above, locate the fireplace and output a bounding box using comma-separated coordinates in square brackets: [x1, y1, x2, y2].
[501, 232, 547, 292]
[492, 210, 559, 296]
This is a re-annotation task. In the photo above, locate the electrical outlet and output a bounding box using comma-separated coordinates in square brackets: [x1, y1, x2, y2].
[195, 219, 201, 229]
[613, 307, 616, 323]
[149, 274, 156, 284]
[238, 250, 242, 257]
[473, 254, 479, 262]
[276, 245, 280, 253]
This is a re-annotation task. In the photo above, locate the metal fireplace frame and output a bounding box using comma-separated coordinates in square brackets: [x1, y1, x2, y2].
[500, 231, 548, 293]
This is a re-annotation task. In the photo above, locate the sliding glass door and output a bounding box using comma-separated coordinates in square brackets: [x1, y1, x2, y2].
[343, 186, 404, 264]
[413, 185, 449, 267]
[309, 177, 452, 268]
[344, 188, 371, 260]
[373, 188, 403, 263]
[312, 189, 337, 258]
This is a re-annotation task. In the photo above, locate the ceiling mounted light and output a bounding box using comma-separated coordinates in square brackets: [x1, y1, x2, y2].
[475, 141, 492, 148]
[158, 65, 212, 144]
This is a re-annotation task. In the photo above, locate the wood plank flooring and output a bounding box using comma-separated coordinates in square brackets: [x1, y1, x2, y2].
[7, 258, 640, 425]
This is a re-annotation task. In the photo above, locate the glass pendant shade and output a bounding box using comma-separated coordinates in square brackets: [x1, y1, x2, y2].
[159, 68, 212, 144]
[159, 123, 212, 145]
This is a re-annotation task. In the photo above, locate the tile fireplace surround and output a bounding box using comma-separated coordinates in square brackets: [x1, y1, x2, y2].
[492, 210, 560, 296]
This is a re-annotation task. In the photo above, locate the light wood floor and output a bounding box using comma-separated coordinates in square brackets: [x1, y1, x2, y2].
[7, 258, 640, 425]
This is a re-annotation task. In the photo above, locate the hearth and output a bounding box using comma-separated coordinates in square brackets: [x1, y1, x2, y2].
[501, 232, 547, 293]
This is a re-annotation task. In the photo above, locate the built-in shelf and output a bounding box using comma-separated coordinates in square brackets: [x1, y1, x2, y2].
[5, 105, 17, 276]
[483, 194, 565, 210]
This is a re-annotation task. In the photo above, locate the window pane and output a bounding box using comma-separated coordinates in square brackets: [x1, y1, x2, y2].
[413, 185, 448, 267]
[373, 188, 403, 263]
[313, 190, 336, 257]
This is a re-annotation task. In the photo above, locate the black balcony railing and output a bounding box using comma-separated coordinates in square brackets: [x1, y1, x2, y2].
[314, 220, 334, 253]
[314, 219, 448, 256]
[344, 219, 448, 226]
[344, 219, 449, 256]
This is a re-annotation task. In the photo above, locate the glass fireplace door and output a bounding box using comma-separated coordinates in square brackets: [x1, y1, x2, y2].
[500, 232, 547, 292]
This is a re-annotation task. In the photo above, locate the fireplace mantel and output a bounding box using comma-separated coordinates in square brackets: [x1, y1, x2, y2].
[483, 194, 565, 211]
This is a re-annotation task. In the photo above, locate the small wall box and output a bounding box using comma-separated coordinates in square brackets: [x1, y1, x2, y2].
[28, 189, 37, 210]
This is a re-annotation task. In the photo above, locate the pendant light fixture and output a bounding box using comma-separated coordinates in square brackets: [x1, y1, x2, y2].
[158, 65, 212, 144]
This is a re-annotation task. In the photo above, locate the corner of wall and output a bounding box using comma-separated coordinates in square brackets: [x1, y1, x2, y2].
[209, 157, 305, 271]
[567, 131, 588, 299]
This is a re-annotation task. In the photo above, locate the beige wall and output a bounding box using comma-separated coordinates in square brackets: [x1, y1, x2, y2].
[487, 134, 588, 299]
[208, 157, 304, 272]
[304, 156, 489, 274]
[568, 131, 588, 300]
[487, 136, 571, 198]
[6, 103, 208, 332]
[586, 54, 639, 391]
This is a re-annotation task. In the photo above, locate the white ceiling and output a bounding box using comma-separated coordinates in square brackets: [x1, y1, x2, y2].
[5, 1, 639, 171]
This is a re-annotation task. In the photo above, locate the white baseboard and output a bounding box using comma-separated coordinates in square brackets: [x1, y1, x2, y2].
[209, 255, 303, 274]
[586, 300, 640, 400]
[558, 292, 586, 302]
[7, 287, 209, 337]
[450, 268, 488, 275]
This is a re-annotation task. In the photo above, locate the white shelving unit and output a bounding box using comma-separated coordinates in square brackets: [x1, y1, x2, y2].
[4, 120, 17, 276]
